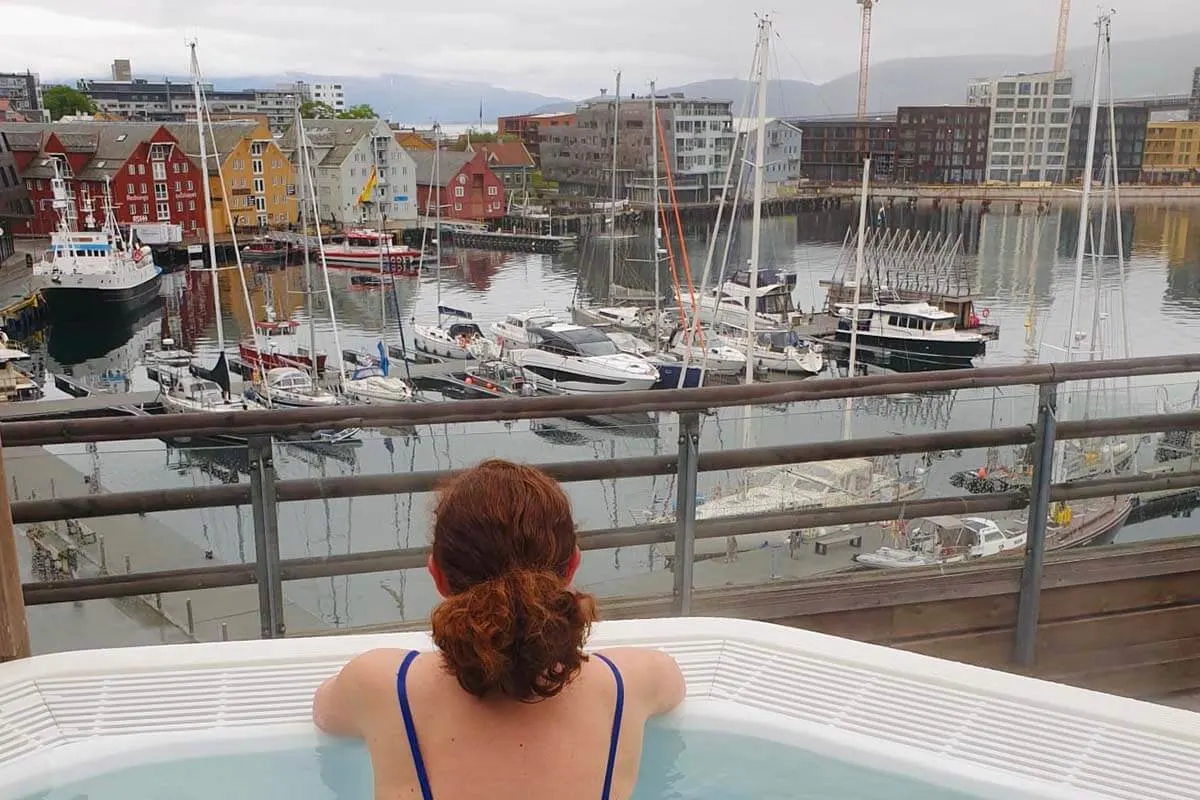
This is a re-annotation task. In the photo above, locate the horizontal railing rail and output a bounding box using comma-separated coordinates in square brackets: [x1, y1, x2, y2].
[4, 354, 1199, 447]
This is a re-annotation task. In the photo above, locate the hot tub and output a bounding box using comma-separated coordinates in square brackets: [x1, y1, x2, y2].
[1, 618, 1197, 799]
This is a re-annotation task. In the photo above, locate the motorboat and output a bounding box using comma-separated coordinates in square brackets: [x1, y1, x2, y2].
[491, 307, 563, 351]
[241, 237, 290, 269]
[244, 366, 338, 408]
[834, 294, 987, 366]
[661, 327, 748, 377]
[853, 516, 1025, 570]
[507, 323, 659, 394]
[571, 304, 663, 335]
[321, 228, 422, 271]
[413, 305, 498, 360]
[713, 321, 824, 375]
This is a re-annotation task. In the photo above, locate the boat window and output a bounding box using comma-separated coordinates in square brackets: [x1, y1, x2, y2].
[574, 338, 619, 357]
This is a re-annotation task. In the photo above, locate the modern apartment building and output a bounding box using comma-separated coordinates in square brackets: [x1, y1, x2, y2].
[497, 111, 576, 163]
[540, 91, 735, 203]
[1190, 67, 1200, 122]
[309, 83, 345, 112]
[0, 72, 42, 116]
[1141, 122, 1200, 182]
[79, 78, 258, 122]
[895, 106, 990, 184]
[1065, 104, 1148, 184]
[788, 117, 897, 183]
[735, 118, 802, 197]
[966, 71, 1074, 183]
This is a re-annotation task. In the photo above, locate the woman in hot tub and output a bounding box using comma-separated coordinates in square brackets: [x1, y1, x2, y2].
[312, 458, 686, 800]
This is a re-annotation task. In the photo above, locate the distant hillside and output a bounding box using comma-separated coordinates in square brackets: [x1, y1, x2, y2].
[664, 32, 1200, 117]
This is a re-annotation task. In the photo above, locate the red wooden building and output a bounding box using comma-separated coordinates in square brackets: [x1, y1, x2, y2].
[0, 122, 204, 237]
[408, 150, 505, 222]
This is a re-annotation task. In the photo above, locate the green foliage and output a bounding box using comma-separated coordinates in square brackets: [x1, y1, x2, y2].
[530, 170, 557, 191]
[336, 104, 376, 119]
[44, 85, 97, 121]
[299, 100, 336, 119]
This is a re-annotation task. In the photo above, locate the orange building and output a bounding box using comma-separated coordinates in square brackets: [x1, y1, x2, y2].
[393, 128, 436, 151]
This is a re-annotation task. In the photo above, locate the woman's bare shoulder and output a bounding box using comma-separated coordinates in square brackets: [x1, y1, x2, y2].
[592, 647, 686, 715]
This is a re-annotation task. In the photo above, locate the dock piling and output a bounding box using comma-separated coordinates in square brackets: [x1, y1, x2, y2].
[98, 535, 107, 572]
[673, 413, 700, 616]
[185, 598, 195, 637]
[0, 435, 30, 661]
[221, 622, 229, 642]
[249, 437, 285, 638]
[1015, 384, 1058, 666]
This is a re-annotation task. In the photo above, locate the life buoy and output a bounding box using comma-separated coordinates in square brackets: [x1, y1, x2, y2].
[980, 307, 990, 319]
[133, 249, 143, 263]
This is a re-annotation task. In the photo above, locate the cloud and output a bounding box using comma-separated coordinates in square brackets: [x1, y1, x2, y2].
[3, 0, 1195, 98]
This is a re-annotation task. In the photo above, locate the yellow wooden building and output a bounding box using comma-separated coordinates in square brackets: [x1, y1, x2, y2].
[165, 120, 297, 233]
[1142, 122, 1200, 181]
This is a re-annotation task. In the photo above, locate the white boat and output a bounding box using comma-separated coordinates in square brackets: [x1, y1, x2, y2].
[694, 268, 801, 330]
[143, 338, 193, 367]
[491, 307, 563, 351]
[571, 304, 663, 334]
[35, 166, 162, 322]
[834, 293, 987, 366]
[341, 366, 414, 404]
[854, 516, 1025, 570]
[508, 324, 659, 393]
[413, 305, 498, 360]
[161, 374, 246, 414]
[661, 329, 747, 377]
[321, 228, 422, 270]
[245, 367, 339, 408]
[713, 321, 824, 375]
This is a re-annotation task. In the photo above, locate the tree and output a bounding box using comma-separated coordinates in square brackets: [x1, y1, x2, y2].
[299, 100, 336, 119]
[44, 85, 97, 121]
[336, 104, 377, 120]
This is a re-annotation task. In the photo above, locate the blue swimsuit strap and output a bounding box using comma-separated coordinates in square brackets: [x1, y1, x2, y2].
[396, 651, 625, 800]
[593, 654, 626, 800]
[396, 650, 434, 800]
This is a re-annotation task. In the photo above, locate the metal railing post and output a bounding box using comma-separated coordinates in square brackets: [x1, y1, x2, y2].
[1014, 383, 1057, 666]
[673, 412, 700, 616]
[249, 436, 285, 639]
[0, 433, 30, 661]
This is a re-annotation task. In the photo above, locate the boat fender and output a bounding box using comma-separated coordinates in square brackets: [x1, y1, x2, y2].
[133, 249, 143, 263]
[981, 307, 990, 318]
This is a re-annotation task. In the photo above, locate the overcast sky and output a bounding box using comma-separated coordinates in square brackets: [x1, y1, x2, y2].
[3, 0, 1194, 98]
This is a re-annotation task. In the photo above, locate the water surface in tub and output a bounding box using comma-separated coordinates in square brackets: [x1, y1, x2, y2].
[17, 725, 986, 800]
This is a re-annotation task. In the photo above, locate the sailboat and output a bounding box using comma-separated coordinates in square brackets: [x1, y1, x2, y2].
[412, 124, 495, 361]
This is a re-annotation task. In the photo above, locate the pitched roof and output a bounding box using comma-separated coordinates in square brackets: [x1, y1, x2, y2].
[278, 119, 386, 168]
[162, 121, 265, 175]
[0, 121, 165, 180]
[0, 100, 27, 123]
[472, 141, 534, 169]
[407, 150, 474, 187]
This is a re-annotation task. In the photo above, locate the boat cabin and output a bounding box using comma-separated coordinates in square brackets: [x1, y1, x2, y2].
[264, 367, 316, 393]
[907, 515, 1019, 559]
[329, 229, 390, 249]
[715, 269, 798, 319]
[836, 302, 959, 333]
[172, 376, 226, 403]
[529, 325, 621, 358]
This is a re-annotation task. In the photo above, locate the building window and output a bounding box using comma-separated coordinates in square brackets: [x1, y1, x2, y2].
[487, 185, 498, 196]
[176, 201, 183, 213]
[252, 159, 263, 175]
[174, 180, 181, 192]
[128, 164, 136, 176]
[137, 164, 145, 175]
[150, 144, 171, 161]
[155, 184, 168, 200]
[156, 202, 170, 220]
[127, 184, 135, 196]
[187, 180, 194, 191]
[140, 182, 147, 194]
[454, 203, 462, 212]
[142, 203, 150, 215]
[253, 177, 265, 194]
[181, 162, 188, 173]
[188, 200, 195, 211]
[455, 186, 464, 197]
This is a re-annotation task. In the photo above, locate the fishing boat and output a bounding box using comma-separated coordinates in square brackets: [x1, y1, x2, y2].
[507, 323, 659, 393]
[322, 228, 422, 270]
[34, 166, 162, 321]
[241, 237, 290, 270]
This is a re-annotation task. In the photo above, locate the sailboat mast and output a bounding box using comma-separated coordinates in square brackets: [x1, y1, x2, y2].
[609, 71, 621, 286]
[434, 124, 443, 311]
[297, 114, 321, 378]
[1103, 25, 1133, 415]
[1064, 12, 1108, 364]
[650, 82, 660, 323]
[844, 157, 871, 440]
[189, 43, 225, 353]
[745, 15, 770, 387]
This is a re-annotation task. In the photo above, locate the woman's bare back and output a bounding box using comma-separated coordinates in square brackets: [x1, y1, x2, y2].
[314, 646, 684, 800]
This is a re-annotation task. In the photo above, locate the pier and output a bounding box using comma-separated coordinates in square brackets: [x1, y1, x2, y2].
[2, 354, 1200, 703]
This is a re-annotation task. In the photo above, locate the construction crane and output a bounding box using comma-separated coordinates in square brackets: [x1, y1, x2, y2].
[1052, 0, 1071, 74]
[856, 0, 877, 120]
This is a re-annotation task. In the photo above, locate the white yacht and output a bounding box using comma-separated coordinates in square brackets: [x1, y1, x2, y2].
[713, 321, 824, 375]
[35, 167, 162, 321]
[571, 304, 663, 334]
[245, 367, 339, 408]
[834, 296, 987, 366]
[661, 328, 748, 377]
[508, 324, 659, 394]
[694, 268, 801, 330]
[491, 307, 563, 351]
[854, 516, 1025, 570]
[413, 305, 498, 360]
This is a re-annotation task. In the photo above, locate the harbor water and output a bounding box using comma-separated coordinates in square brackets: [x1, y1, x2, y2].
[14, 200, 1200, 642]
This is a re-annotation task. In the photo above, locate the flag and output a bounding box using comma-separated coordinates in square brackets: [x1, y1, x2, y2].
[377, 340, 390, 377]
[357, 167, 378, 205]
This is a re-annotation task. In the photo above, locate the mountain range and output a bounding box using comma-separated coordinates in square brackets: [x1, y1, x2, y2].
[63, 31, 1200, 122]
